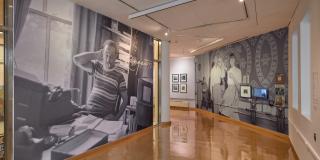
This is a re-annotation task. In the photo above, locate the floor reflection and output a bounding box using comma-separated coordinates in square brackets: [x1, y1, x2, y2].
[70, 109, 298, 160]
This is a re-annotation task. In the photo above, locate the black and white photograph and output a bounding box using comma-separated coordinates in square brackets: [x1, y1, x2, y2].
[13, 1, 154, 160]
[172, 74, 179, 83]
[180, 73, 187, 82]
[240, 85, 251, 98]
[195, 28, 289, 133]
[180, 84, 187, 93]
[172, 84, 179, 92]
[275, 73, 285, 84]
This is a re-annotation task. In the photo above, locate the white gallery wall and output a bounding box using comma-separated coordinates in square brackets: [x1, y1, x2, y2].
[288, 0, 320, 159]
[170, 57, 196, 107]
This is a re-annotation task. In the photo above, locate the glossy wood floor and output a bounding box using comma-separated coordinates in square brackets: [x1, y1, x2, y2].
[70, 108, 298, 160]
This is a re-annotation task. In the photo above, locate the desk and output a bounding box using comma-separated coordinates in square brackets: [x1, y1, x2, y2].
[275, 106, 287, 132]
[41, 115, 128, 160]
[250, 101, 257, 124]
[125, 105, 137, 133]
[239, 98, 288, 133]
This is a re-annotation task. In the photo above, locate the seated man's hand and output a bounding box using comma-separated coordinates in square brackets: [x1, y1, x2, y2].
[72, 111, 89, 118]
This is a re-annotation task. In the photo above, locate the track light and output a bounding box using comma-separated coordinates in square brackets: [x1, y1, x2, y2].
[128, 0, 194, 19]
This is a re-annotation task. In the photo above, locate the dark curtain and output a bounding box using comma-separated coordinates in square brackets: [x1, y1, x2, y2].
[70, 5, 100, 105]
[14, 0, 31, 45]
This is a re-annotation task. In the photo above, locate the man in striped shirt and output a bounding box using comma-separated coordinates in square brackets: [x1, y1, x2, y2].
[73, 40, 128, 120]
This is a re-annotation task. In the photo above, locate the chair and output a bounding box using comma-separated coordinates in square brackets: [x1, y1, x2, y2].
[135, 78, 153, 129]
[136, 101, 153, 129]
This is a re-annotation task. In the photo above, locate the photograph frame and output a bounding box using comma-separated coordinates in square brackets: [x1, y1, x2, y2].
[275, 73, 285, 84]
[240, 85, 251, 98]
[180, 73, 187, 82]
[172, 84, 179, 92]
[180, 84, 187, 93]
[172, 74, 179, 83]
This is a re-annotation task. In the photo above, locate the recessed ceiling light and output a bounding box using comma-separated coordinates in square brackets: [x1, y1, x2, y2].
[239, 0, 244, 2]
[165, 32, 168, 36]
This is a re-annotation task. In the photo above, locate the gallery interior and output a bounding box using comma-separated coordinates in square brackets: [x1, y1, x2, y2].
[0, 0, 319, 159]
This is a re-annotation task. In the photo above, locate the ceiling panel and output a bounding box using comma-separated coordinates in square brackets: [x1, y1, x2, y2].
[148, 0, 247, 30]
[71, 0, 167, 39]
[256, 0, 299, 26]
[188, 0, 247, 28]
[149, 2, 199, 30]
[72, 0, 298, 57]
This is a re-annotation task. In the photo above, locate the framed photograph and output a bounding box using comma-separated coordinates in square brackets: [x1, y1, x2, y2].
[240, 85, 251, 98]
[172, 74, 179, 83]
[275, 73, 285, 84]
[180, 73, 187, 82]
[172, 84, 179, 92]
[275, 96, 285, 107]
[180, 84, 187, 93]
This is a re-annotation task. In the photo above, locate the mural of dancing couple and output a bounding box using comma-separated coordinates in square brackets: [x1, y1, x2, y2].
[209, 53, 241, 120]
[196, 28, 288, 134]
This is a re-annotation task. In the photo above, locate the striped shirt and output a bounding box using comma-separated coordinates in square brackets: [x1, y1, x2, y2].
[86, 62, 127, 118]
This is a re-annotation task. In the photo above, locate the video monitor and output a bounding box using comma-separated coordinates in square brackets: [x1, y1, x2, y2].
[253, 88, 268, 99]
[240, 85, 251, 98]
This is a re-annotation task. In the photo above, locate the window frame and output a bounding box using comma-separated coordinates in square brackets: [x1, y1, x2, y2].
[299, 11, 312, 120]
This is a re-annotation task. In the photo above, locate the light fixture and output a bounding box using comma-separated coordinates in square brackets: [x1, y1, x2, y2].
[190, 49, 196, 53]
[164, 32, 169, 36]
[190, 38, 224, 53]
[239, 0, 244, 2]
[128, 0, 194, 19]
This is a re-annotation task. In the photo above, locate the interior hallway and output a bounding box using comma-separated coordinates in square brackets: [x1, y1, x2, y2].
[70, 108, 298, 160]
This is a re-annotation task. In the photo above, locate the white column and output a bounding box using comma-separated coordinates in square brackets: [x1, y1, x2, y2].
[160, 41, 170, 123]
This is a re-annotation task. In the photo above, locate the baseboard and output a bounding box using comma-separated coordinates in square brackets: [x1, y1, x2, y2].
[288, 139, 300, 160]
[289, 120, 320, 160]
[69, 124, 156, 159]
[172, 107, 290, 143]
[160, 121, 172, 127]
[170, 106, 190, 111]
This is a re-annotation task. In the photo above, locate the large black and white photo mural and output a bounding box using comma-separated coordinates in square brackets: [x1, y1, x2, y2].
[195, 28, 288, 133]
[14, 1, 154, 160]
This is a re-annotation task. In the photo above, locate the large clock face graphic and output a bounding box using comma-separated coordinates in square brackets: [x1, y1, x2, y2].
[255, 33, 279, 88]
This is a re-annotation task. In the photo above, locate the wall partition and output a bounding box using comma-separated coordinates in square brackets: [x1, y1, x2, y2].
[288, 0, 320, 159]
[195, 28, 289, 134]
[13, 1, 157, 159]
[0, 0, 4, 157]
[2, 0, 14, 159]
[153, 40, 160, 125]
